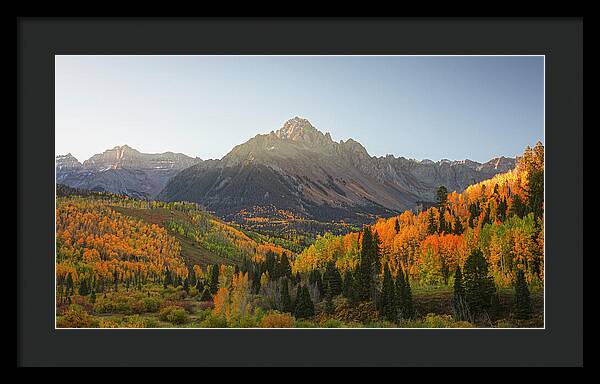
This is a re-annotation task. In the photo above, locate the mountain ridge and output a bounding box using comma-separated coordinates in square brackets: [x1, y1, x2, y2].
[157, 117, 516, 223]
[56, 145, 202, 199]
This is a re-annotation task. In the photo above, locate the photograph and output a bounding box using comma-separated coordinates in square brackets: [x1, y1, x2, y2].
[54, 55, 545, 329]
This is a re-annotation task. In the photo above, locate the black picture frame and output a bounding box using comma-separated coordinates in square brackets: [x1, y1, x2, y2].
[18, 17, 583, 367]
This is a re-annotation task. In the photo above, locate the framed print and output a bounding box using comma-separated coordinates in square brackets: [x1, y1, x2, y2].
[18, 17, 583, 367]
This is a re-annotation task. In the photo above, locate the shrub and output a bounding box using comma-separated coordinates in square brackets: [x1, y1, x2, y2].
[294, 319, 318, 328]
[226, 312, 262, 328]
[98, 318, 120, 328]
[159, 305, 190, 325]
[363, 321, 395, 328]
[144, 317, 160, 328]
[162, 300, 195, 314]
[401, 313, 475, 328]
[321, 319, 343, 328]
[260, 311, 295, 328]
[56, 304, 94, 328]
[200, 313, 228, 328]
[141, 297, 162, 313]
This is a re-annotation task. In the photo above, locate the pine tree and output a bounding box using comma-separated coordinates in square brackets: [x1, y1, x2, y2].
[343, 269, 357, 304]
[309, 269, 324, 298]
[394, 268, 405, 322]
[200, 286, 212, 301]
[463, 249, 497, 317]
[78, 278, 89, 296]
[163, 268, 172, 289]
[357, 228, 375, 301]
[394, 218, 400, 233]
[281, 278, 293, 313]
[279, 253, 292, 279]
[437, 186, 448, 233]
[251, 269, 261, 294]
[183, 277, 190, 294]
[265, 251, 276, 279]
[324, 283, 335, 315]
[65, 272, 74, 297]
[509, 194, 526, 218]
[189, 269, 197, 287]
[380, 264, 396, 322]
[90, 289, 96, 304]
[323, 262, 343, 296]
[113, 268, 119, 292]
[294, 285, 315, 319]
[402, 270, 415, 319]
[453, 215, 463, 235]
[209, 264, 220, 294]
[195, 275, 204, 290]
[514, 269, 532, 320]
[452, 266, 469, 321]
[427, 210, 437, 235]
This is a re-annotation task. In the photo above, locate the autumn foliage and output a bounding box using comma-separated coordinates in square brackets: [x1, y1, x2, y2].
[293, 143, 545, 288]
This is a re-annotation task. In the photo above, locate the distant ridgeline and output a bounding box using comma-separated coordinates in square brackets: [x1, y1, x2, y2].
[57, 118, 516, 227]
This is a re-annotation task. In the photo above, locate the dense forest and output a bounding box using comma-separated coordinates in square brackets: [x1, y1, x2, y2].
[56, 143, 543, 328]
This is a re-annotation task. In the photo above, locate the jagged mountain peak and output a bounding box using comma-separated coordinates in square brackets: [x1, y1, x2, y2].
[274, 117, 335, 145]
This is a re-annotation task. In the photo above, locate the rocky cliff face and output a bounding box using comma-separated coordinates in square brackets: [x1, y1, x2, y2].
[56, 146, 202, 199]
[158, 117, 515, 223]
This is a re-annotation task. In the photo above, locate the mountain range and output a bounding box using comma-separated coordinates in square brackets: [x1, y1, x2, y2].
[57, 117, 515, 223]
[56, 145, 201, 199]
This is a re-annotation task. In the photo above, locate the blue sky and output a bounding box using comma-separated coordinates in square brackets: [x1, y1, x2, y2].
[55, 55, 544, 163]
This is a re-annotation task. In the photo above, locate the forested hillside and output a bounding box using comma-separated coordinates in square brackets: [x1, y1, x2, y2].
[55, 143, 543, 328]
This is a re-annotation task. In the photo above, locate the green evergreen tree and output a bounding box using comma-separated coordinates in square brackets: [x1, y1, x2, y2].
[453, 215, 464, 235]
[509, 194, 526, 218]
[265, 251, 277, 279]
[113, 268, 119, 292]
[343, 269, 357, 303]
[323, 262, 343, 296]
[189, 269, 197, 287]
[394, 269, 405, 321]
[427, 210, 437, 235]
[163, 268, 172, 289]
[90, 289, 96, 304]
[251, 269, 261, 294]
[394, 218, 400, 233]
[402, 270, 415, 319]
[463, 249, 497, 317]
[497, 197, 508, 222]
[452, 266, 469, 321]
[78, 278, 89, 296]
[528, 169, 544, 221]
[279, 253, 293, 279]
[294, 285, 315, 319]
[437, 185, 448, 233]
[210, 264, 220, 294]
[309, 269, 324, 297]
[514, 269, 532, 320]
[183, 277, 190, 294]
[357, 228, 378, 302]
[324, 283, 335, 315]
[379, 265, 396, 322]
[65, 272, 74, 297]
[281, 278, 293, 313]
[200, 286, 212, 301]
